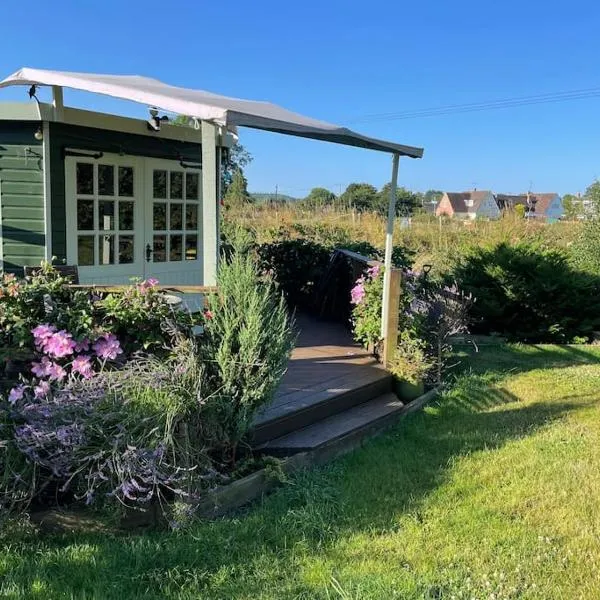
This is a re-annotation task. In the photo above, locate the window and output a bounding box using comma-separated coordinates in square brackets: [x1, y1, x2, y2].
[152, 168, 200, 263]
[75, 162, 136, 266]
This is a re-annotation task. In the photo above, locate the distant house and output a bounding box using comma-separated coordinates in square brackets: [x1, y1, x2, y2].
[529, 193, 563, 221]
[435, 190, 499, 219]
[496, 192, 563, 221]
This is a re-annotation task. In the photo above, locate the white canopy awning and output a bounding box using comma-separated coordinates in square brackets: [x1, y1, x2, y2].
[0, 67, 423, 158]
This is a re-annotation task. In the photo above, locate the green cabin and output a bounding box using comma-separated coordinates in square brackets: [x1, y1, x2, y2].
[0, 101, 233, 288]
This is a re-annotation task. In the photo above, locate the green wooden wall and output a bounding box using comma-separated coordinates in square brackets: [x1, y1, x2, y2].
[0, 121, 45, 274]
[49, 122, 202, 263]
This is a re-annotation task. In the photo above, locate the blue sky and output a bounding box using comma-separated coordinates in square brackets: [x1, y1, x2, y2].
[1, 0, 599, 197]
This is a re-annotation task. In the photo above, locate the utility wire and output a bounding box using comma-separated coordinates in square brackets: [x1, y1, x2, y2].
[344, 86, 600, 123]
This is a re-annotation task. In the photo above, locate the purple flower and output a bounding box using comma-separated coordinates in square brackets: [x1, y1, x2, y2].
[32, 324, 57, 350]
[351, 283, 366, 305]
[43, 330, 77, 358]
[47, 362, 67, 381]
[93, 334, 123, 361]
[72, 355, 94, 379]
[8, 384, 26, 405]
[31, 356, 53, 378]
[34, 381, 51, 399]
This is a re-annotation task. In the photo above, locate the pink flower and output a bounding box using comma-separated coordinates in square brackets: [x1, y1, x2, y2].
[43, 330, 77, 358]
[351, 284, 366, 305]
[32, 324, 57, 349]
[93, 333, 123, 361]
[367, 265, 381, 279]
[47, 362, 67, 381]
[138, 278, 159, 294]
[204, 310, 214, 320]
[34, 381, 50, 399]
[72, 355, 94, 379]
[8, 384, 26, 405]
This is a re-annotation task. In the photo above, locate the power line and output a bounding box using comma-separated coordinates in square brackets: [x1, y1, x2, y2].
[344, 85, 600, 123]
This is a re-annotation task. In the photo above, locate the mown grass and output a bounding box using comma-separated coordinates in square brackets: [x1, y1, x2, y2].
[2, 344, 600, 599]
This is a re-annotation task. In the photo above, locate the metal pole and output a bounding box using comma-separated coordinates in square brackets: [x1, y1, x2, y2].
[381, 153, 400, 339]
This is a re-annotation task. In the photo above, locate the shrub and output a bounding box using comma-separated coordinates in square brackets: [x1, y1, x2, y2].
[0, 339, 220, 514]
[570, 217, 600, 276]
[0, 264, 199, 392]
[201, 251, 294, 461]
[452, 242, 600, 342]
[350, 265, 383, 351]
[388, 330, 432, 385]
[257, 239, 331, 309]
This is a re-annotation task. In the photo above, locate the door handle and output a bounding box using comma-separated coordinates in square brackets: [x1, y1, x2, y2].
[145, 243, 153, 262]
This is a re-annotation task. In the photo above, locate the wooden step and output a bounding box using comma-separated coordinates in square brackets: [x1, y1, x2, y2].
[251, 370, 393, 446]
[258, 392, 405, 456]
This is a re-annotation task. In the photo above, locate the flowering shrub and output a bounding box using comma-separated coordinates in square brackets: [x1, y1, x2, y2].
[0, 263, 199, 393]
[351, 265, 472, 384]
[351, 265, 384, 351]
[0, 339, 220, 513]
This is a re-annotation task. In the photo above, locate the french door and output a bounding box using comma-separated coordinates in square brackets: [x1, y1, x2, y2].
[66, 154, 203, 287]
[144, 159, 202, 286]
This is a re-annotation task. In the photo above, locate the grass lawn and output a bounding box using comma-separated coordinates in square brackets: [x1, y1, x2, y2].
[3, 344, 600, 599]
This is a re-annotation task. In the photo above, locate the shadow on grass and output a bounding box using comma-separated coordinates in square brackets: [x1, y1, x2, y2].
[5, 374, 591, 599]
[453, 342, 600, 379]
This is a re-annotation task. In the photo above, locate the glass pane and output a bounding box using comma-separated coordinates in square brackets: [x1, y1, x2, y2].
[98, 234, 115, 265]
[153, 235, 167, 263]
[118, 235, 134, 264]
[118, 166, 134, 197]
[118, 202, 134, 230]
[186, 172, 199, 200]
[185, 204, 198, 230]
[153, 203, 167, 230]
[77, 235, 94, 266]
[99, 201, 115, 231]
[170, 171, 183, 199]
[98, 165, 114, 196]
[153, 170, 167, 198]
[76, 163, 94, 195]
[170, 234, 183, 261]
[77, 199, 94, 230]
[170, 203, 183, 230]
[185, 235, 198, 261]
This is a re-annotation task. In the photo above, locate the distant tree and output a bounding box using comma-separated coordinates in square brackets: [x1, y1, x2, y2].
[171, 115, 252, 196]
[562, 194, 582, 220]
[514, 204, 526, 218]
[584, 181, 600, 216]
[223, 168, 251, 208]
[376, 183, 420, 216]
[303, 187, 336, 208]
[340, 183, 378, 211]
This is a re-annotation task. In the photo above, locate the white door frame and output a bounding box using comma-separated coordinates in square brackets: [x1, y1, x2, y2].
[143, 157, 203, 286]
[65, 153, 204, 286]
[65, 153, 145, 284]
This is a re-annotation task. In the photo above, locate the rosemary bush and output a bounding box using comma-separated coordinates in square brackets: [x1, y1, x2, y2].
[201, 251, 295, 461]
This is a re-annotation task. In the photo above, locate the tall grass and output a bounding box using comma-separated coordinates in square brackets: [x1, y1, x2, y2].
[227, 204, 582, 271]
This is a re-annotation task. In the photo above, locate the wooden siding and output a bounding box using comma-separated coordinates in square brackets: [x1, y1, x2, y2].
[49, 122, 203, 263]
[0, 122, 45, 274]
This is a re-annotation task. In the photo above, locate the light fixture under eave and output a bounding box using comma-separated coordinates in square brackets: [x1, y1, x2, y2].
[147, 107, 169, 132]
[34, 126, 43, 141]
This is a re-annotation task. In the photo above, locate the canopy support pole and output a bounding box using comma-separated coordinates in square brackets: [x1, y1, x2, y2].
[381, 153, 400, 342]
[52, 86, 64, 121]
[202, 121, 218, 286]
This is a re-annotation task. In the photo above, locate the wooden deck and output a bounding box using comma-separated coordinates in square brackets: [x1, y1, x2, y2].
[253, 314, 392, 441]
